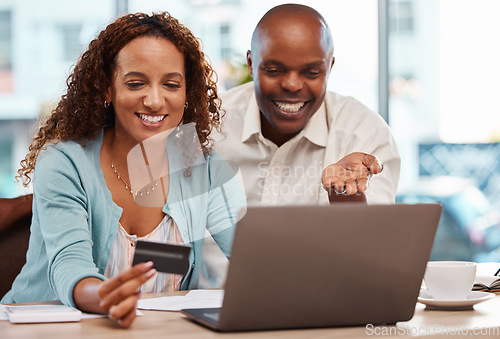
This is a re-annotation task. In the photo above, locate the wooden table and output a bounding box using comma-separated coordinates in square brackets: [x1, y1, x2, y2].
[2, 291, 500, 338]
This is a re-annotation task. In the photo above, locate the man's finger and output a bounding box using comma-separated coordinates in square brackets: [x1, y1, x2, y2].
[356, 178, 369, 192]
[344, 180, 357, 195]
[332, 181, 346, 194]
[361, 154, 383, 174]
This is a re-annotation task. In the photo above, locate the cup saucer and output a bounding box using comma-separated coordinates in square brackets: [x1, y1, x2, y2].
[418, 290, 495, 310]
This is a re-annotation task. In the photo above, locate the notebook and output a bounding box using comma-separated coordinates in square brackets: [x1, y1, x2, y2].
[182, 203, 442, 332]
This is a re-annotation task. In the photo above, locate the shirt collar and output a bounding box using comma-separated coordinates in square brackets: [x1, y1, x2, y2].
[241, 90, 262, 143]
[301, 102, 328, 148]
[240, 91, 328, 148]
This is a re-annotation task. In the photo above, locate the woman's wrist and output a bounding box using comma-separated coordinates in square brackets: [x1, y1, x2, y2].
[73, 277, 105, 314]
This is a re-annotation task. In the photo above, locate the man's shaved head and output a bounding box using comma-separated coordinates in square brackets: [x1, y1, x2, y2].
[251, 4, 334, 58]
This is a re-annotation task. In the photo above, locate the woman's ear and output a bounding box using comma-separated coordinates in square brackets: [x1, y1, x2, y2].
[105, 86, 112, 103]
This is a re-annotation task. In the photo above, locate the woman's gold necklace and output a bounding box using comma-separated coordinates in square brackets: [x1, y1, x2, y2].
[107, 142, 159, 197]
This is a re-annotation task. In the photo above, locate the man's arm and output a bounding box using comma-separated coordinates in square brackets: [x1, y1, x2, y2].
[327, 190, 367, 203]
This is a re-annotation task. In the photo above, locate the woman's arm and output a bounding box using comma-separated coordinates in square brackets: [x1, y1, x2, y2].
[31, 138, 157, 328]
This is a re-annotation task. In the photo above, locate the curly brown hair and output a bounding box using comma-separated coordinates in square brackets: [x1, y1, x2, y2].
[18, 12, 221, 186]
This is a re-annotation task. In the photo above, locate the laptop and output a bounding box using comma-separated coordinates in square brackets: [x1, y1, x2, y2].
[182, 203, 442, 332]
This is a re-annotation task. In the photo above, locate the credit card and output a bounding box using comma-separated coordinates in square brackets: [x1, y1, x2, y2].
[132, 240, 191, 275]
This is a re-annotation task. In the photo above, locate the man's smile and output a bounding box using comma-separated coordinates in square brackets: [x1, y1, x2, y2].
[273, 100, 307, 113]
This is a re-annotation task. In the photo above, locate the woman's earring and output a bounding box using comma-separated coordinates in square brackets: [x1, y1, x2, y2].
[104, 101, 110, 108]
[184, 102, 189, 109]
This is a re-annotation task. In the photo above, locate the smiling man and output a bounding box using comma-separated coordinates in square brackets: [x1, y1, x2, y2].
[250, 5, 333, 146]
[214, 4, 400, 205]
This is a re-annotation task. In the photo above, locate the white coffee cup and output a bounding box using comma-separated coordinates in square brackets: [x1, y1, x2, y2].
[424, 261, 477, 301]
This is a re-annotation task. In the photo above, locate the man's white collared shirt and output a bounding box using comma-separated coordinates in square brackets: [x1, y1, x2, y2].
[214, 82, 400, 206]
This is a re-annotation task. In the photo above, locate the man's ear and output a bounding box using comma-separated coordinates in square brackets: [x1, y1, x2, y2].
[330, 56, 335, 70]
[246, 50, 254, 78]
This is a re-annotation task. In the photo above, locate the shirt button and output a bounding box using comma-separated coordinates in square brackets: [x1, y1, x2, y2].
[131, 242, 136, 247]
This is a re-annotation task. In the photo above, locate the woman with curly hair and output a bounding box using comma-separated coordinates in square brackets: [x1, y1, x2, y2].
[1, 12, 245, 328]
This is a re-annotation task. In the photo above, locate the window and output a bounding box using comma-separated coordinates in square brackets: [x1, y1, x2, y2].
[389, 0, 500, 261]
[0, 10, 12, 92]
[220, 24, 231, 60]
[0, 126, 13, 196]
[389, 0, 414, 34]
[59, 23, 83, 62]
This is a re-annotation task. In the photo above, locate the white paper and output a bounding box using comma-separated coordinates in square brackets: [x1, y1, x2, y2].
[475, 262, 500, 285]
[137, 289, 224, 311]
[476, 262, 500, 276]
[0, 305, 94, 320]
[0, 305, 9, 321]
[0, 304, 141, 321]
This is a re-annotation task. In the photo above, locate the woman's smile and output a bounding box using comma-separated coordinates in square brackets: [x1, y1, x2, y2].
[136, 113, 168, 125]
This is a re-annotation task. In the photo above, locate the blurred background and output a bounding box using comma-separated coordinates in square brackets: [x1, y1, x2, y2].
[0, 0, 499, 261]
